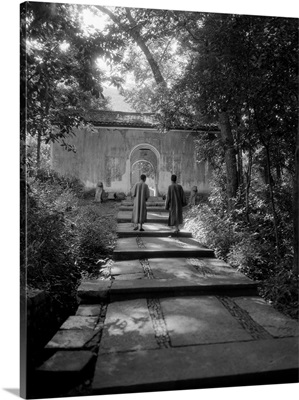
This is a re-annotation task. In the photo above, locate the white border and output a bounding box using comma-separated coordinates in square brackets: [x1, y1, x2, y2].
[1, 1, 298, 400]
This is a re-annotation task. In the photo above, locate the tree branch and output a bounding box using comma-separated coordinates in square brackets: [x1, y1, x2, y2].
[95, 5, 166, 86]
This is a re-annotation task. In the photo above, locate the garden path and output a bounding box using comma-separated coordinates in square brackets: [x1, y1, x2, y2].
[35, 197, 299, 397]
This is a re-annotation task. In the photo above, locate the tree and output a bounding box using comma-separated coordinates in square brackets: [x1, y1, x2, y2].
[22, 4, 298, 272]
[21, 2, 120, 170]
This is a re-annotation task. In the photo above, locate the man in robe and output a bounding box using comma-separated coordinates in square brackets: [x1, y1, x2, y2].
[132, 174, 150, 231]
[189, 186, 198, 206]
[95, 181, 106, 203]
[165, 174, 187, 233]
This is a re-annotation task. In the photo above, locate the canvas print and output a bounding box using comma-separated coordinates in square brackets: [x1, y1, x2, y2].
[20, 1, 299, 398]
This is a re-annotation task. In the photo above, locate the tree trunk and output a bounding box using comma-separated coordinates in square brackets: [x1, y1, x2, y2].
[264, 143, 280, 258]
[237, 145, 243, 189]
[36, 129, 42, 169]
[293, 128, 299, 274]
[245, 147, 252, 223]
[96, 6, 166, 86]
[218, 111, 238, 211]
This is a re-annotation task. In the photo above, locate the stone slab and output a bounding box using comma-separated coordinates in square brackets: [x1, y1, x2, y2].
[60, 316, 99, 330]
[109, 278, 258, 301]
[116, 223, 192, 238]
[113, 273, 145, 280]
[111, 260, 144, 276]
[92, 337, 299, 394]
[110, 257, 253, 284]
[120, 206, 167, 212]
[117, 211, 168, 223]
[122, 199, 164, 206]
[148, 257, 253, 283]
[45, 330, 96, 349]
[234, 297, 299, 338]
[37, 350, 95, 373]
[75, 305, 102, 316]
[115, 236, 210, 251]
[99, 299, 158, 353]
[160, 296, 252, 346]
[114, 237, 214, 260]
[77, 280, 112, 303]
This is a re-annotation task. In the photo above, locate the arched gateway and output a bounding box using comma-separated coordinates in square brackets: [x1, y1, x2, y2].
[50, 111, 217, 196]
[129, 143, 160, 196]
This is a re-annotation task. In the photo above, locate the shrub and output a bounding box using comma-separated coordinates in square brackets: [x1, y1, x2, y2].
[184, 204, 237, 259]
[261, 267, 299, 320]
[76, 203, 118, 268]
[35, 167, 85, 198]
[23, 177, 81, 306]
[184, 196, 298, 319]
[83, 188, 96, 199]
[227, 234, 275, 280]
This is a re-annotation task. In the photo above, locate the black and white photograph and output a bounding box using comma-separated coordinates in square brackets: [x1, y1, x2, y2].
[1, 0, 299, 399]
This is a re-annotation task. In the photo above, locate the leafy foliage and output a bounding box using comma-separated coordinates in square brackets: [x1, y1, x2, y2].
[21, 4, 298, 320]
[184, 170, 298, 319]
[21, 2, 118, 169]
[75, 201, 118, 277]
[22, 169, 118, 307]
[22, 175, 81, 306]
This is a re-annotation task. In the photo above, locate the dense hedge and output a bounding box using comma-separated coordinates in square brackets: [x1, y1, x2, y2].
[21, 169, 118, 307]
[184, 201, 298, 320]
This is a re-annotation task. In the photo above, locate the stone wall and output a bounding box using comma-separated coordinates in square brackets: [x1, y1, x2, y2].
[51, 125, 212, 195]
[24, 289, 75, 368]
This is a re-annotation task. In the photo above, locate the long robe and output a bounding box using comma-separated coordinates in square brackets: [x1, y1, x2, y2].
[132, 181, 150, 224]
[95, 183, 105, 203]
[189, 186, 198, 205]
[165, 182, 186, 226]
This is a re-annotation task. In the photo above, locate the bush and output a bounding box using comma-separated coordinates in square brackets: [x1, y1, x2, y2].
[35, 167, 85, 198]
[184, 204, 237, 259]
[227, 234, 275, 280]
[23, 177, 81, 306]
[22, 170, 120, 302]
[184, 193, 298, 319]
[75, 203, 118, 273]
[261, 267, 299, 320]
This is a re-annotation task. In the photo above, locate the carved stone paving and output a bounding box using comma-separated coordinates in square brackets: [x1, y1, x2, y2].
[217, 296, 272, 340]
[147, 298, 172, 349]
[139, 259, 154, 279]
[86, 303, 108, 348]
[136, 235, 146, 248]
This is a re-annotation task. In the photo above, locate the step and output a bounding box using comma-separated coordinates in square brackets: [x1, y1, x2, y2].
[76, 257, 259, 302]
[92, 337, 298, 394]
[77, 279, 258, 303]
[43, 294, 299, 353]
[120, 206, 166, 212]
[108, 279, 259, 300]
[117, 223, 192, 238]
[113, 236, 215, 260]
[121, 201, 165, 207]
[124, 196, 164, 201]
[117, 211, 168, 223]
[110, 257, 254, 283]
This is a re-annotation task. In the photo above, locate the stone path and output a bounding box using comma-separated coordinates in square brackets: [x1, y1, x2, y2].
[35, 197, 299, 397]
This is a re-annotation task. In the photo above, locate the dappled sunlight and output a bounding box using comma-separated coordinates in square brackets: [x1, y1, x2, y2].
[107, 314, 153, 337]
[104, 300, 156, 342]
[100, 301, 159, 352]
[165, 314, 208, 335]
[151, 265, 198, 280]
[161, 297, 227, 317]
[148, 212, 167, 217]
[162, 270, 195, 280]
[143, 237, 200, 250]
[144, 223, 168, 231]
